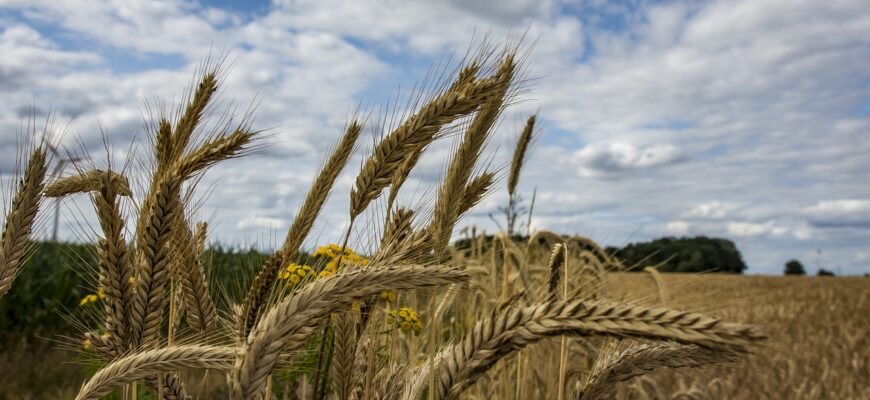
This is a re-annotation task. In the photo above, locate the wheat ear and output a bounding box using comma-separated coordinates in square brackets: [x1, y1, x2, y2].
[351, 75, 502, 219]
[0, 145, 47, 298]
[170, 70, 218, 162]
[43, 169, 132, 198]
[456, 172, 495, 218]
[175, 128, 257, 178]
[129, 171, 183, 349]
[407, 298, 764, 400]
[330, 312, 360, 400]
[430, 53, 515, 255]
[387, 63, 481, 209]
[94, 170, 135, 352]
[75, 345, 234, 400]
[507, 114, 536, 197]
[545, 243, 566, 299]
[576, 343, 739, 400]
[231, 265, 468, 400]
[181, 220, 215, 334]
[238, 120, 362, 339]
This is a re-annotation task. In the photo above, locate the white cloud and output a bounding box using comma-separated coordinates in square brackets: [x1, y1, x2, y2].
[804, 199, 870, 228]
[572, 142, 685, 178]
[726, 221, 788, 238]
[0, 0, 868, 274]
[683, 201, 732, 220]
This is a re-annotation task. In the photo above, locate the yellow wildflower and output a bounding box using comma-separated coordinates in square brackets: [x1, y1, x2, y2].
[279, 263, 313, 286]
[82, 338, 91, 350]
[79, 294, 100, 306]
[97, 287, 106, 300]
[388, 307, 424, 335]
[379, 290, 397, 303]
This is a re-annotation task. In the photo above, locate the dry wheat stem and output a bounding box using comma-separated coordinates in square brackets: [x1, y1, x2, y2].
[0, 145, 47, 298]
[231, 265, 468, 400]
[76, 345, 234, 400]
[430, 54, 515, 255]
[408, 298, 764, 400]
[577, 343, 739, 400]
[239, 121, 362, 339]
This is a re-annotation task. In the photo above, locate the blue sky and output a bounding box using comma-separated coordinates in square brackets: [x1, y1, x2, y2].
[0, 0, 868, 274]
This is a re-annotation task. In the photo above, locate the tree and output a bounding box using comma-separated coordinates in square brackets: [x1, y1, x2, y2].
[608, 236, 748, 274]
[784, 259, 806, 275]
[817, 268, 835, 276]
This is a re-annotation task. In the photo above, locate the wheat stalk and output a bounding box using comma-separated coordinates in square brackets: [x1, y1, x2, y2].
[545, 243, 566, 299]
[0, 145, 47, 298]
[75, 345, 234, 400]
[457, 172, 495, 219]
[430, 53, 515, 255]
[43, 169, 131, 198]
[129, 171, 183, 349]
[351, 74, 503, 219]
[231, 265, 468, 400]
[387, 63, 482, 209]
[170, 70, 219, 163]
[507, 114, 536, 197]
[406, 298, 764, 400]
[182, 220, 215, 334]
[238, 120, 362, 339]
[330, 312, 360, 400]
[576, 343, 739, 400]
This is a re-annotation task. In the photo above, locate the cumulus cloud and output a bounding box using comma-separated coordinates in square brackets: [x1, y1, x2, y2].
[572, 142, 686, 178]
[804, 199, 870, 228]
[0, 0, 868, 274]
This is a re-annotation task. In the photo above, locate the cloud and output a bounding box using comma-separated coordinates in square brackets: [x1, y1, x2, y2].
[0, 0, 868, 275]
[572, 142, 686, 178]
[683, 201, 732, 220]
[804, 199, 870, 228]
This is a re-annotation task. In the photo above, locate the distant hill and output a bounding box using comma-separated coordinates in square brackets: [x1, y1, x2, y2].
[606, 236, 747, 274]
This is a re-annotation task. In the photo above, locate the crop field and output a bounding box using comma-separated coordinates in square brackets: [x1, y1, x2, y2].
[0, 45, 867, 400]
[2, 272, 867, 399]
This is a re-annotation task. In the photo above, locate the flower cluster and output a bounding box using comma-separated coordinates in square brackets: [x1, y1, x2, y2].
[313, 244, 370, 279]
[279, 263, 313, 285]
[388, 307, 423, 335]
[79, 287, 107, 306]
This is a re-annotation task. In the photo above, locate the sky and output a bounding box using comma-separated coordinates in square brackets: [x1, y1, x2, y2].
[0, 0, 868, 275]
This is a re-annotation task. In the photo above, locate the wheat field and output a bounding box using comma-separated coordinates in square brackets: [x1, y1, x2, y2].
[0, 44, 866, 399]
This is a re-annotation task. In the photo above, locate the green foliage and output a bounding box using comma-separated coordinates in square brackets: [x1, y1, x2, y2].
[784, 259, 806, 275]
[607, 236, 748, 274]
[0, 241, 277, 343]
[817, 268, 835, 276]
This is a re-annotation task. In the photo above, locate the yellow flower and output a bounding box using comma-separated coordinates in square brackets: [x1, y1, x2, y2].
[388, 306, 423, 335]
[82, 338, 91, 350]
[97, 287, 107, 299]
[79, 294, 99, 306]
[318, 269, 335, 279]
[379, 290, 397, 303]
[280, 263, 313, 286]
